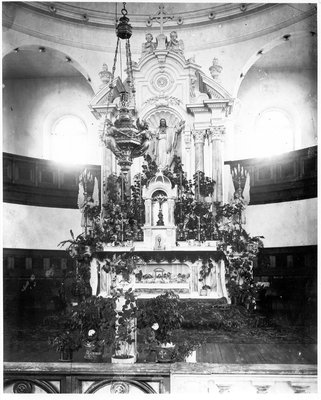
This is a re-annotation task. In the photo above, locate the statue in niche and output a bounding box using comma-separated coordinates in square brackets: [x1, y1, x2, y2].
[142, 32, 157, 55]
[209, 57, 223, 80]
[153, 118, 185, 170]
[166, 31, 184, 55]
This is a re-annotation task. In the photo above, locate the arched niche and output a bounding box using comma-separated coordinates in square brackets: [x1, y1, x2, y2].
[142, 173, 177, 250]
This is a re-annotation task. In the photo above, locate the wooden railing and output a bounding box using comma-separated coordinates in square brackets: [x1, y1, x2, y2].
[3, 146, 317, 208]
[3, 153, 101, 209]
[3, 362, 317, 394]
[225, 146, 317, 204]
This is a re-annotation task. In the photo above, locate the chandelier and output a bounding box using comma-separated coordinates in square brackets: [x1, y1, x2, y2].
[100, 2, 150, 174]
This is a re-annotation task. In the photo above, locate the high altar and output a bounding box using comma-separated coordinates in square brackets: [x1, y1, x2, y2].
[88, 21, 234, 300]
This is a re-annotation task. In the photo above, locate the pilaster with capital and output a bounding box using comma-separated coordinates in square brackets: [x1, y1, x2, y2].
[209, 125, 226, 203]
[192, 129, 207, 172]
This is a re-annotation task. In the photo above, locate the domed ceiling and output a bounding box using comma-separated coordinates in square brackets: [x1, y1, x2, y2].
[21, 2, 275, 29]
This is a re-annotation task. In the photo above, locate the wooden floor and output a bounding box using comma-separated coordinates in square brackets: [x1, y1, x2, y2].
[197, 342, 317, 364]
[4, 317, 317, 365]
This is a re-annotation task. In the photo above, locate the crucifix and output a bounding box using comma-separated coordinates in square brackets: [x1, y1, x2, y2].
[148, 4, 174, 34]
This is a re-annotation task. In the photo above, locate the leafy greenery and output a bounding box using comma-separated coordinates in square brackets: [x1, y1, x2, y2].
[113, 288, 137, 358]
[48, 329, 82, 353]
[215, 197, 264, 307]
[138, 291, 184, 345]
[177, 299, 259, 330]
[69, 296, 116, 351]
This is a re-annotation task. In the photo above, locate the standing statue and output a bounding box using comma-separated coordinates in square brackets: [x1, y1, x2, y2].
[142, 32, 157, 55]
[166, 31, 184, 55]
[153, 118, 185, 170]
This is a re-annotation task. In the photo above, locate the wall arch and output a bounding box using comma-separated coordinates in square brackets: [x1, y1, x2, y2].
[233, 30, 316, 98]
[3, 45, 99, 162]
[3, 44, 93, 87]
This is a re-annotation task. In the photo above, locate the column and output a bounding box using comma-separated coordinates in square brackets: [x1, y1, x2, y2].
[192, 129, 207, 173]
[145, 199, 152, 226]
[183, 131, 192, 180]
[209, 125, 225, 203]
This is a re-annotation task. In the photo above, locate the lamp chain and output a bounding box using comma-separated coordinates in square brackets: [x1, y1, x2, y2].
[126, 39, 136, 110]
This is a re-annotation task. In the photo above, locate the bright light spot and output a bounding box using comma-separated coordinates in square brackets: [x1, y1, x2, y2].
[251, 110, 294, 158]
[51, 116, 87, 164]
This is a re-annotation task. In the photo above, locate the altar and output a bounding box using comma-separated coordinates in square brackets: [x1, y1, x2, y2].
[87, 22, 234, 301]
[89, 164, 229, 300]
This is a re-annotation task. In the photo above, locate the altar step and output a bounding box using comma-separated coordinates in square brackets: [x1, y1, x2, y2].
[4, 362, 317, 394]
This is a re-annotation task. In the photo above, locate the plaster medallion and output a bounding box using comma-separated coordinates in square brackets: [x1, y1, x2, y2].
[152, 72, 173, 92]
[110, 382, 130, 394]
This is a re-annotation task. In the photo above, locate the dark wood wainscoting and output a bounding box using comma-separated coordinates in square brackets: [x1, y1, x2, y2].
[3, 153, 101, 208]
[254, 245, 317, 320]
[3, 248, 75, 317]
[225, 146, 317, 204]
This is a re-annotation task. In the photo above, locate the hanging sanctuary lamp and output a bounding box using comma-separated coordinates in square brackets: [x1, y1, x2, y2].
[100, 2, 150, 175]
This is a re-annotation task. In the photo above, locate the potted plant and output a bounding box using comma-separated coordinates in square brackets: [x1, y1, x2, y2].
[48, 328, 82, 362]
[111, 288, 137, 363]
[69, 296, 116, 362]
[138, 291, 183, 362]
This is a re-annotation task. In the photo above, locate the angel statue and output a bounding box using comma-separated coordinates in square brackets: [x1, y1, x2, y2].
[166, 31, 184, 56]
[141, 33, 157, 56]
[132, 118, 152, 157]
[77, 169, 99, 230]
[100, 119, 119, 153]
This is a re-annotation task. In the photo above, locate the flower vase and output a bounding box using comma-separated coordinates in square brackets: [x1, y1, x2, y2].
[59, 348, 73, 362]
[111, 355, 135, 364]
[83, 342, 102, 362]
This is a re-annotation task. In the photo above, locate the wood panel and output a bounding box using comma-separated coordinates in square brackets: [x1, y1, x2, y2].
[225, 146, 317, 204]
[3, 152, 101, 209]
